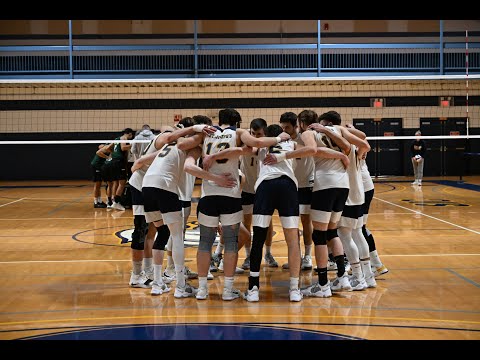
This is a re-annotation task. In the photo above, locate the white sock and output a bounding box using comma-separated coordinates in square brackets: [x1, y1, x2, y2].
[132, 260, 143, 275]
[224, 276, 234, 291]
[143, 257, 153, 272]
[97, 197, 102, 203]
[289, 277, 299, 290]
[360, 258, 375, 279]
[167, 254, 174, 267]
[369, 250, 382, 267]
[351, 262, 363, 279]
[199, 277, 208, 290]
[304, 244, 312, 256]
[250, 271, 260, 278]
[153, 264, 163, 284]
[94, 198, 98, 204]
[265, 246, 271, 255]
[215, 242, 224, 256]
[175, 265, 186, 288]
[244, 246, 251, 257]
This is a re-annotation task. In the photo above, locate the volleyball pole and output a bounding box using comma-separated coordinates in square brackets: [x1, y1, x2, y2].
[466, 30, 469, 137]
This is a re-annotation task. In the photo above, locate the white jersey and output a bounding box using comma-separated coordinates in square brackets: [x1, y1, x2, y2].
[294, 132, 315, 188]
[201, 126, 241, 198]
[178, 162, 196, 201]
[255, 140, 297, 191]
[312, 127, 349, 191]
[345, 144, 365, 206]
[360, 157, 374, 192]
[240, 153, 258, 194]
[142, 141, 186, 194]
[129, 133, 163, 191]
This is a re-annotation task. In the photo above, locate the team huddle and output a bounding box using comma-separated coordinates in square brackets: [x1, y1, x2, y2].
[126, 108, 389, 302]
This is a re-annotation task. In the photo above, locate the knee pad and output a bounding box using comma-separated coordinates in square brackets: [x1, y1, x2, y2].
[131, 215, 146, 250]
[312, 229, 327, 246]
[222, 224, 239, 253]
[198, 225, 217, 252]
[153, 225, 170, 250]
[326, 228, 338, 241]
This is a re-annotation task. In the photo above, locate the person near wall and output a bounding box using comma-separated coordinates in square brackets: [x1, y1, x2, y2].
[410, 130, 426, 186]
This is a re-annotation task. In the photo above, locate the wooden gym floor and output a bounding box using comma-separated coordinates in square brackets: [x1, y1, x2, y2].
[0, 176, 479, 340]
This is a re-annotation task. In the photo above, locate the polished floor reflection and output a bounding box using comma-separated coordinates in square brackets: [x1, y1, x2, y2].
[0, 177, 479, 340]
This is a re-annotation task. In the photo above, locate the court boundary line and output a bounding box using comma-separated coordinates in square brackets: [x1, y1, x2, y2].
[0, 198, 24, 208]
[373, 197, 480, 235]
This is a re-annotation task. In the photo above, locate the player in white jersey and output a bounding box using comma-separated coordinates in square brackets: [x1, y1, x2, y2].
[263, 110, 351, 298]
[313, 111, 376, 291]
[181, 108, 290, 301]
[235, 118, 277, 270]
[242, 124, 303, 302]
[132, 122, 216, 298]
[127, 125, 174, 289]
[279, 112, 315, 271]
[344, 123, 389, 277]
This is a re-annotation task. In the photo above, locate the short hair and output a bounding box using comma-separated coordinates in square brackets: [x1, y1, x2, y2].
[318, 111, 342, 125]
[266, 124, 284, 137]
[279, 112, 297, 127]
[123, 128, 134, 135]
[219, 108, 242, 127]
[297, 110, 318, 127]
[250, 118, 267, 132]
[415, 130, 422, 136]
[193, 115, 212, 126]
[178, 116, 194, 128]
[141, 124, 151, 130]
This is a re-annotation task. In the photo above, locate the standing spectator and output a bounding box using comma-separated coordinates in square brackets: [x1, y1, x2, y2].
[411, 130, 426, 186]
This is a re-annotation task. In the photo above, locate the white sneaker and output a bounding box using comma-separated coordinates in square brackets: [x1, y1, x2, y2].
[301, 255, 313, 270]
[282, 263, 289, 270]
[371, 264, 389, 277]
[144, 268, 154, 283]
[327, 259, 337, 271]
[289, 288, 303, 302]
[163, 265, 176, 284]
[345, 261, 351, 274]
[235, 266, 245, 274]
[185, 266, 198, 279]
[174, 283, 198, 298]
[129, 271, 151, 288]
[365, 275, 377, 288]
[112, 202, 126, 211]
[218, 258, 224, 272]
[150, 282, 171, 295]
[301, 282, 332, 298]
[348, 275, 367, 291]
[330, 274, 352, 292]
[241, 256, 250, 270]
[243, 286, 260, 302]
[207, 270, 214, 280]
[264, 253, 279, 267]
[411, 180, 418, 185]
[418, 180, 422, 186]
[222, 288, 242, 301]
[196, 286, 209, 300]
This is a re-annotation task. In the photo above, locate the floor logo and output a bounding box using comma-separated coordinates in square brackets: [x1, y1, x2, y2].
[402, 199, 470, 207]
[116, 220, 220, 247]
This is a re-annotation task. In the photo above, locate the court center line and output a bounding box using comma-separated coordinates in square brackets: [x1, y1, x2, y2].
[373, 197, 480, 235]
[0, 198, 25, 208]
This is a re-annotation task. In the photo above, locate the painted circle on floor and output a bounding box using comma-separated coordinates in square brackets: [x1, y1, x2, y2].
[22, 323, 362, 340]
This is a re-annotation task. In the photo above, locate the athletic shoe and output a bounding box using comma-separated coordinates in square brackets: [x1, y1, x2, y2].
[174, 283, 198, 298]
[212, 253, 223, 268]
[348, 275, 367, 291]
[185, 266, 198, 279]
[282, 263, 289, 270]
[112, 202, 125, 211]
[289, 288, 303, 302]
[241, 256, 250, 270]
[372, 264, 389, 277]
[209, 258, 218, 273]
[365, 275, 377, 288]
[94, 202, 107, 208]
[196, 287, 209, 300]
[411, 180, 419, 185]
[150, 282, 171, 295]
[222, 288, 242, 301]
[129, 271, 151, 288]
[163, 265, 176, 284]
[207, 270, 214, 280]
[330, 274, 352, 292]
[243, 286, 259, 302]
[301, 255, 313, 270]
[327, 260, 337, 271]
[300, 282, 332, 298]
[264, 253, 278, 267]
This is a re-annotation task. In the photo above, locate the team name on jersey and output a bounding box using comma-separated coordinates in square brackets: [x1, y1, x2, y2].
[210, 134, 233, 140]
